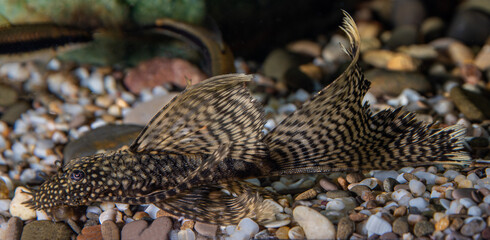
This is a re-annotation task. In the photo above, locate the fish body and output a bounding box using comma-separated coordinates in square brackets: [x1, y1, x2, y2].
[25, 12, 470, 224]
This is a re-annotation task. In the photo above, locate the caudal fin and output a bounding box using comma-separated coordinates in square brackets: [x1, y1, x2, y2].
[264, 11, 470, 175]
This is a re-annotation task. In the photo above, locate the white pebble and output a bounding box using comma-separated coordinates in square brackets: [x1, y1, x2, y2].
[396, 173, 408, 184]
[293, 206, 336, 239]
[152, 86, 169, 96]
[460, 198, 476, 208]
[447, 200, 463, 214]
[9, 187, 36, 220]
[90, 119, 107, 129]
[177, 229, 195, 240]
[294, 89, 310, 102]
[278, 103, 297, 114]
[409, 180, 426, 196]
[326, 199, 345, 211]
[468, 206, 482, 216]
[87, 206, 102, 215]
[262, 219, 291, 228]
[392, 189, 413, 202]
[36, 210, 51, 220]
[86, 72, 105, 94]
[366, 214, 392, 236]
[99, 202, 115, 211]
[414, 171, 437, 184]
[144, 204, 160, 219]
[11, 142, 27, 162]
[440, 199, 451, 209]
[467, 173, 480, 183]
[430, 189, 443, 198]
[104, 75, 117, 95]
[359, 178, 378, 189]
[409, 197, 429, 210]
[115, 203, 129, 212]
[99, 209, 116, 224]
[47, 58, 61, 70]
[236, 218, 259, 237]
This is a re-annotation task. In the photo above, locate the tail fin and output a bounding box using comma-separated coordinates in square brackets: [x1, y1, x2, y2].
[264, 11, 470, 175]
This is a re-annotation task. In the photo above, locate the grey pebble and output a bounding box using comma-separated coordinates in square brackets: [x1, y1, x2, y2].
[336, 217, 354, 239]
[0, 84, 18, 107]
[319, 178, 339, 191]
[452, 188, 477, 200]
[414, 220, 434, 237]
[350, 185, 371, 196]
[460, 218, 486, 237]
[393, 217, 409, 235]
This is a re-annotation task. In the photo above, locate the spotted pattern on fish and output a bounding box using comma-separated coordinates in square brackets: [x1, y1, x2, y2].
[24, 11, 470, 225]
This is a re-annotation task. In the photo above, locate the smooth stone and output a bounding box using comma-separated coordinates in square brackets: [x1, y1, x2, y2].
[123, 93, 178, 126]
[319, 178, 339, 191]
[177, 229, 195, 240]
[194, 222, 217, 238]
[236, 218, 259, 237]
[5, 217, 23, 240]
[262, 219, 291, 228]
[337, 217, 354, 239]
[392, 0, 426, 27]
[413, 171, 437, 185]
[366, 214, 392, 236]
[346, 173, 365, 184]
[122, 217, 172, 240]
[413, 220, 434, 237]
[99, 209, 117, 224]
[325, 190, 350, 198]
[288, 226, 305, 239]
[453, 188, 477, 200]
[78, 225, 103, 240]
[393, 217, 409, 235]
[460, 218, 486, 237]
[450, 86, 490, 121]
[366, 69, 431, 97]
[409, 197, 429, 211]
[293, 206, 336, 239]
[374, 170, 398, 182]
[63, 124, 143, 162]
[468, 205, 482, 216]
[0, 84, 18, 107]
[21, 221, 73, 240]
[421, 17, 445, 41]
[380, 232, 399, 240]
[124, 57, 206, 93]
[9, 187, 36, 220]
[350, 185, 371, 196]
[101, 220, 119, 240]
[1, 101, 30, 124]
[409, 180, 426, 196]
[275, 226, 290, 240]
[386, 25, 418, 49]
[448, 9, 490, 46]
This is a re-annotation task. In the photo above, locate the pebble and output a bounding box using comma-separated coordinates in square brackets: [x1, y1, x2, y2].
[101, 220, 120, 240]
[234, 218, 259, 238]
[409, 180, 426, 196]
[366, 69, 431, 97]
[325, 190, 350, 198]
[9, 187, 36, 220]
[288, 226, 305, 239]
[383, 178, 398, 192]
[293, 206, 336, 239]
[413, 220, 434, 237]
[319, 178, 338, 191]
[275, 226, 289, 239]
[177, 229, 195, 240]
[5, 217, 23, 240]
[263, 219, 291, 228]
[366, 214, 392, 236]
[448, 9, 490, 46]
[409, 197, 429, 210]
[450, 86, 490, 121]
[393, 217, 409, 235]
[78, 225, 103, 240]
[123, 93, 178, 125]
[460, 218, 486, 237]
[122, 217, 172, 240]
[21, 221, 73, 240]
[99, 209, 117, 224]
[194, 222, 217, 238]
[337, 217, 354, 239]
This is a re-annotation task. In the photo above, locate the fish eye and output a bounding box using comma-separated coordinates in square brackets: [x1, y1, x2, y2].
[70, 170, 85, 182]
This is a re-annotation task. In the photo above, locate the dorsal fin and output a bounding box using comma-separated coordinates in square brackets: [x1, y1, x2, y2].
[130, 74, 267, 162]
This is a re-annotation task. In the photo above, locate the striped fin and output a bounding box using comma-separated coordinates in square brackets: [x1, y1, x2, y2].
[264, 11, 470, 174]
[130, 74, 268, 163]
[153, 181, 278, 225]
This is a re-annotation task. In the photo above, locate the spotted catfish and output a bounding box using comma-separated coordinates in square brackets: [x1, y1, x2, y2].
[25, 12, 470, 224]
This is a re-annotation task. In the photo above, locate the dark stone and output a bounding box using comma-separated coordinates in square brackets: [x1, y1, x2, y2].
[448, 9, 490, 46]
[393, 217, 409, 235]
[450, 86, 490, 121]
[392, 0, 426, 27]
[21, 221, 74, 240]
[383, 178, 398, 192]
[337, 217, 354, 239]
[386, 25, 418, 50]
[413, 220, 434, 237]
[1, 101, 30, 125]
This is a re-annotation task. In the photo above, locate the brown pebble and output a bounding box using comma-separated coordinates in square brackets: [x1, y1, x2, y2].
[471, 190, 483, 203]
[121, 220, 148, 240]
[380, 232, 398, 240]
[394, 206, 407, 217]
[337, 177, 349, 190]
[452, 188, 477, 200]
[450, 217, 464, 231]
[346, 173, 364, 184]
[349, 212, 368, 222]
[133, 212, 150, 220]
[402, 173, 419, 181]
[5, 217, 23, 240]
[319, 178, 339, 191]
[393, 184, 410, 191]
[181, 220, 194, 230]
[325, 190, 350, 198]
[435, 216, 450, 232]
[77, 225, 103, 240]
[101, 220, 119, 240]
[194, 222, 218, 238]
[156, 210, 178, 219]
[350, 185, 371, 196]
[361, 191, 375, 202]
[275, 226, 290, 240]
[337, 217, 355, 239]
[414, 220, 434, 237]
[479, 188, 490, 196]
[393, 217, 409, 235]
[482, 227, 490, 240]
[365, 200, 377, 209]
[295, 188, 318, 201]
[140, 217, 172, 240]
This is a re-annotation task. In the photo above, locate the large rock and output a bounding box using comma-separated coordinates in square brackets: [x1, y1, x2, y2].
[21, 221, 73, 240]
[293, 206, 336, 239]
